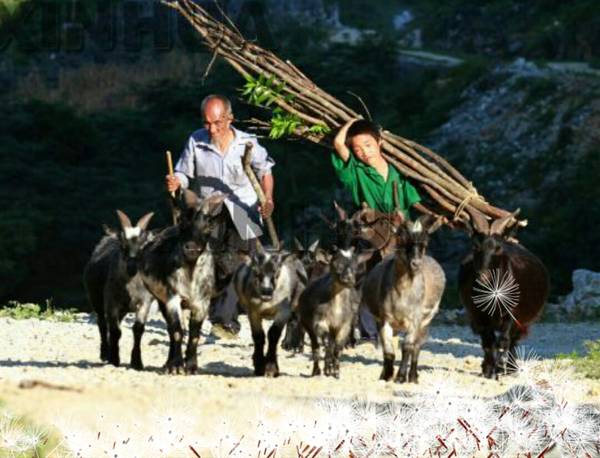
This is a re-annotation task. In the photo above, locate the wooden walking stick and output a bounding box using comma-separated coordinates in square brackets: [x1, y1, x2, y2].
[241, 142, 280, 249]
[165, 150, 179, 226]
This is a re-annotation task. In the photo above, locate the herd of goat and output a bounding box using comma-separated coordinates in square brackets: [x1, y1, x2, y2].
[83, 190, 550, 383]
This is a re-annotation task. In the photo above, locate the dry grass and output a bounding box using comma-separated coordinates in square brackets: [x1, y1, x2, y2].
[12, 51, 210, 112]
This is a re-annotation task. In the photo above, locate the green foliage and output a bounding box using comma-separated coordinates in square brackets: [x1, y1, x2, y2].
[268, 109, 301, 139]
[241, 73, 286, 108]
[0, 300, 78, 321]
[556, 340, 600, 379]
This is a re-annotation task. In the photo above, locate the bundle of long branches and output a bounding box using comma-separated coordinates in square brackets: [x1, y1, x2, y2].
[163, 0, 524, 231]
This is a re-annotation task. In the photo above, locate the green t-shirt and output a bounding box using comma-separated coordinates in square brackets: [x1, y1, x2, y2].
[331, 152, 421, 218]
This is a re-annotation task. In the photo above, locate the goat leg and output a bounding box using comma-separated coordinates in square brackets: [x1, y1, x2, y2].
[97, 311, 110, 362]
[307, 329, 321, 376]
[131, 300, 152, 370]
[185, 308, 203, 375]
[480, 328, 497, 379]
[163, 296, 185, 375]
[396, 340, 414, 384]
[281, 313, 304, 353]
[379, 322, 395, 381]
[106, 306, 125, 367]
[496, 320, 514, 376]
[322, 334, 333, 377]
[250, 315, 266, 376]
[408, 328, 428, 383]
[265, 322, 284, 377]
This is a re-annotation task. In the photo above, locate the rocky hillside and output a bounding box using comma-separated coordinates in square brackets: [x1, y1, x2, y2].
[427, 59, 600, 292]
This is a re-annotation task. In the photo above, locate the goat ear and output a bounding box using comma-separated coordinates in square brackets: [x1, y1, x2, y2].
[426, 215, 444, 235]
[490, 208, 521, 236]
[318, 210, 336, 229]
[136, 212, 154, 231]
[308, 239, 320, 253]
[202, 193, 229, 216]
[391, 210, 405, 227]
[315, 249, 331, 265]
[467, 208, 490, 235]
[357, 249, 374, 265]
[116, 210, 132, 230]
[333, 201, 347, 222]
[102, 224, 117, 237]
[183, 189, 200, 209]
[293, 237, 304, 253]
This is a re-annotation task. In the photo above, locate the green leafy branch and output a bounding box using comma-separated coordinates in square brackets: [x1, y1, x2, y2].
[240, 73, 331, 140]
[240, 73, 286, 107]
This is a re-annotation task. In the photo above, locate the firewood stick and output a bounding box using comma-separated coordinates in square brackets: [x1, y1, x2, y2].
[241, 142, 280, 249]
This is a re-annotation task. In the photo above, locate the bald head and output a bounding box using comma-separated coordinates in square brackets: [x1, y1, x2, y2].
[201, 94, 232, 120]
[201, 94, 234, 141]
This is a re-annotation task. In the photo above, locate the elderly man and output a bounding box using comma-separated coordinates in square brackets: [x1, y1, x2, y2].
[166, 94, 275, 336]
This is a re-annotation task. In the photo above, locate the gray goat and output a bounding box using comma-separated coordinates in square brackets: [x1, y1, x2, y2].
[281, 238, 329, 352]
[362, 215, 445, 383]
[83, 210, 155, 369]
[298, 246, 372, 378]
[139, 190, 227, 374]
[233, 243, 306, 377]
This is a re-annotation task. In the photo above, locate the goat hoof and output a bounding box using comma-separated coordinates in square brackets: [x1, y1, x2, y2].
[185, 363, 198, 375]
[165, 361, 185, 375]
[131, 360, 144, 371]
[265, 362, 279, 378]
[408, 373, 418, 383]
[379, 369, 393, 381]
[312, 367, 321, 377]
[395, 373, 408, 384]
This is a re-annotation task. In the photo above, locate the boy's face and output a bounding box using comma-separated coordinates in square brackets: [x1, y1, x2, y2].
[350, 133, 382, 165]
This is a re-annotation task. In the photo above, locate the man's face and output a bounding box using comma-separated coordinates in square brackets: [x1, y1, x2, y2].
[203, 99, 233, 143]
[350, 133, 382, 165]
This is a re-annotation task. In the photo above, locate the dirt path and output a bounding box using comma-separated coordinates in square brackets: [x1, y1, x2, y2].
[1, 314, 599, 457]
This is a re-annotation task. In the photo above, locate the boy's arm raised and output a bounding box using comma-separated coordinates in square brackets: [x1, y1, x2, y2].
[333, 119, 358, 162]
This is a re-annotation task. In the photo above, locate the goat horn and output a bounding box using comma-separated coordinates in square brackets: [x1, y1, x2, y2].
[333, 200, 347, 222]
[293, 237, 304, 252]
[490, 208, 520, 235]
[467, 207, 489, 235]
[136, 212, 154, 231]
[116, 209, 132, 229]
[318, 210, 336, 229]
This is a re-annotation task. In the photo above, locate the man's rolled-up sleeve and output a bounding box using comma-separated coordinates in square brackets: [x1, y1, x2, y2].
[250, 138, 275, 180]
[174, 136, 196, 189]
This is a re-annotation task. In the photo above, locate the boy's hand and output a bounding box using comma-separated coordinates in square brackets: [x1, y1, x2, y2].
[333, 118, 361, 162]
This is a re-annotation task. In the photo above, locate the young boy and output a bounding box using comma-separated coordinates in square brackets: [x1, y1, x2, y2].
[332, 118, 422, 341]
[332, 118, 421, 218]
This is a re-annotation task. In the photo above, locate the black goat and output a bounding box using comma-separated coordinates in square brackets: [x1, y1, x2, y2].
[459, 209, 550, 379]
[139, 190, 227, 374]
[298, 246, 371, 378]
[233, 243, 306, 377]
[83, 210, 155, 368]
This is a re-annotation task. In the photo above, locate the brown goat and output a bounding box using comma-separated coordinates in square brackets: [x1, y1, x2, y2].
[459, 209, 550, 379]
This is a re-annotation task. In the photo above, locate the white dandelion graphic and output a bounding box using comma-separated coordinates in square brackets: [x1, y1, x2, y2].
[472, 268, 520, 322]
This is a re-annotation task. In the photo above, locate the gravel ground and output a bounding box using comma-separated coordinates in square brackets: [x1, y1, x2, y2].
[0, 313, 599, 457]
